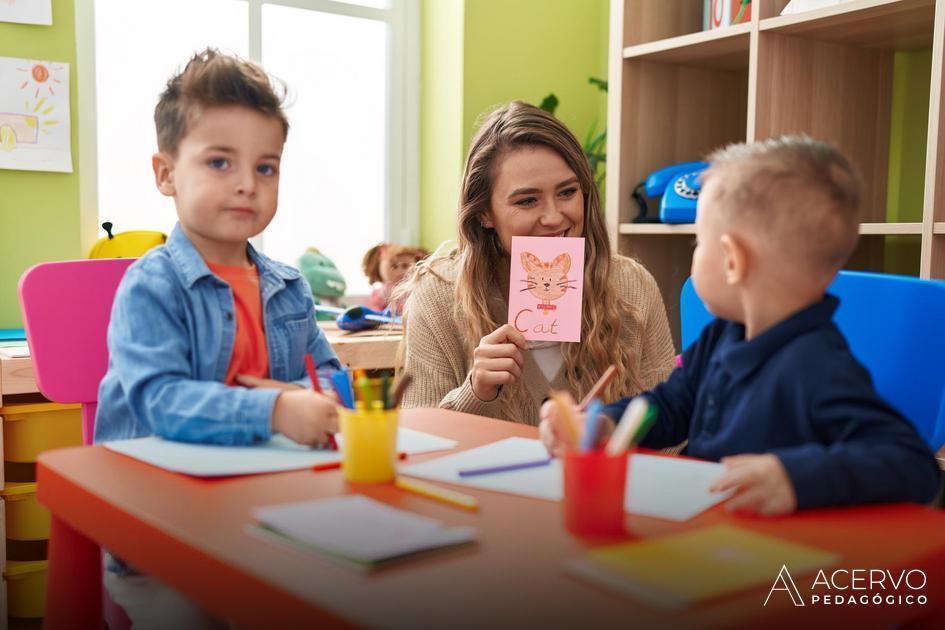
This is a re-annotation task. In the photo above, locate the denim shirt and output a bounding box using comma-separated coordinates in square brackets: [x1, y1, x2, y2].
[95, 224, 342, 445]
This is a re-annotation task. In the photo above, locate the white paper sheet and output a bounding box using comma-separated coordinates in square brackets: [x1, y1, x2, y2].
[400, 437, 565, 500]
[0, 56, 72, 172]
[400, 438, 730, 521]
[253, 495, 477, 565]
[105, 428, 457, 477]
[626, 455, 730, 521]
[0, 1, 52, 25]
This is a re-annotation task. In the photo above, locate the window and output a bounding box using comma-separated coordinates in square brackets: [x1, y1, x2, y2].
[81, 0, 418, 295]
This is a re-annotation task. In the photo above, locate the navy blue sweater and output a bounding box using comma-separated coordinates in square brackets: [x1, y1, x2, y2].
[602, 295, 941, 510]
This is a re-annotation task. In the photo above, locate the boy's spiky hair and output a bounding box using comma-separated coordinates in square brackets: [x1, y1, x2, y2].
[154, 48, 288, 155]
[704, 135, 862, 273]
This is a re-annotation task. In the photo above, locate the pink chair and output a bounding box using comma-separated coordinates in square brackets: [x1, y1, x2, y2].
[19, 258, 135, 630]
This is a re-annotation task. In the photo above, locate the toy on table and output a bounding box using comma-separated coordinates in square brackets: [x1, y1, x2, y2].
[88, 222, 166, 258]
[315, 304, 402, 332]
[298, 248, 347, 321]
[361, 242, 429, 313]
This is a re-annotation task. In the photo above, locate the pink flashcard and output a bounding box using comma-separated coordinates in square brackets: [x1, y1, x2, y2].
[508, 236, 585, 342]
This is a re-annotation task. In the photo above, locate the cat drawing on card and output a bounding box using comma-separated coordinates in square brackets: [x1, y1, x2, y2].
[520, 252, 576, 315]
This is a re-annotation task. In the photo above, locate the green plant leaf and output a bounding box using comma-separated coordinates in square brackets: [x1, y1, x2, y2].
[538, 93, 559, 116]
[588, 77, 608, 93]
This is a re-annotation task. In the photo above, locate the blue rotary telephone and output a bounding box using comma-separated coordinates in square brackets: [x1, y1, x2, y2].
[632, 161, 708, 224]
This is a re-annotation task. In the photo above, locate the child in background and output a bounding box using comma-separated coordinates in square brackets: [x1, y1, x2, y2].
[95, 49, 342, 626]
[540, 136, 941, 515]
[362, 242, 428, 312]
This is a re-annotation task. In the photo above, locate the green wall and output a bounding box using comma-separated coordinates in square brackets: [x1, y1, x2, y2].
[884, 49, 933, 276]
[419, 0, 465, 252]
[419, 0, 611, 252]
[0, 2, 81, 328]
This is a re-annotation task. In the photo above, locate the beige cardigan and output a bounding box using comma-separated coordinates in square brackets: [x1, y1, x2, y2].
[401, 254, 677, 425]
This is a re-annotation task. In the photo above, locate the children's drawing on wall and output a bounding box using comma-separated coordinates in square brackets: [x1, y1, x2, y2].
[508, 236, 585, 342]
[0, 57, 72, 172]
[0, 0, 52, 25]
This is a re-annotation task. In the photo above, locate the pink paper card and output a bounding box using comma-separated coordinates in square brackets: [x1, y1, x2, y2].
[508, 236, 585, 342]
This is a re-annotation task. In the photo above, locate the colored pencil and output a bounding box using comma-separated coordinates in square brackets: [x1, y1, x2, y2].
[395, 476, 479, 511]
[605, 397, 649, 456]
[630, 407, 658, 447]
[458, 457, 552, 477]
[389, 374, 413, 409]
[305, 354, 337, 450]
[578, 364, 617, 411]
[304, 354, 322, 393]
[312, 451, 406, 472]
[580, 399, 604, 451]
[549, 391, 580, 448]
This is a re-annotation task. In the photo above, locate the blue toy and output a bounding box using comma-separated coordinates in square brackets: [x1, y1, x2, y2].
[314, 304, 403, 332]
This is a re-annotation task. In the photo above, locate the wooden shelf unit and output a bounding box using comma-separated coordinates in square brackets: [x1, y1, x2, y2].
[606, 0, 945, 347]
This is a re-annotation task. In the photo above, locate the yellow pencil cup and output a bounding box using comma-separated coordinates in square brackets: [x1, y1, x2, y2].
[340, 407, 398, 483]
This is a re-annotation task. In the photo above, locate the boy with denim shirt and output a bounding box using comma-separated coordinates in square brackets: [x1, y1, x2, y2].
[540, 136, 941, 516]
[97, 49, 341, 447]
[96, 49, 341, 625]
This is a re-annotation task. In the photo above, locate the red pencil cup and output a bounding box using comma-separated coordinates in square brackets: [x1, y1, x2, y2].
[563, 450, 628, 537]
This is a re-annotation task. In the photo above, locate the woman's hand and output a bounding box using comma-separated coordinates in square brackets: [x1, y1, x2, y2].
[471, 324, 528, 402]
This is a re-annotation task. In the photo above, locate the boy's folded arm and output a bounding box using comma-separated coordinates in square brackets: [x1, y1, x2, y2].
[109, 269, 277, 445]
[772, 366, 941, 510]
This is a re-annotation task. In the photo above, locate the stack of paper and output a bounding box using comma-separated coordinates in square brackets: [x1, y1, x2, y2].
[400, 437, 730, 521]
[104, 428, 457, 476]
[254, 495, 477, 567]
[568, 525, 837, 610]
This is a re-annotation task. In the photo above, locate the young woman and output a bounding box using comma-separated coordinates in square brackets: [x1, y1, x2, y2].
[397, 101, 676, 425]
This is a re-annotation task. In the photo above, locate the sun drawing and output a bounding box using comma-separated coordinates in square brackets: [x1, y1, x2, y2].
[0, 98, 60, 153]
[18, 61, 64, 99]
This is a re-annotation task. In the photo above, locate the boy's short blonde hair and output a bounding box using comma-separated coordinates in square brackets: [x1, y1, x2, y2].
[704, 136, 862, 274]
[155, 48, 288, 156]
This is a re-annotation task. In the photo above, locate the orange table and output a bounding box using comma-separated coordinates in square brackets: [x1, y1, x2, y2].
[38, 409, 945, 628]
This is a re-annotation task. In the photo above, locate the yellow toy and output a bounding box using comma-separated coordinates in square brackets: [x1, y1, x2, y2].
[88, 222, 166, 259]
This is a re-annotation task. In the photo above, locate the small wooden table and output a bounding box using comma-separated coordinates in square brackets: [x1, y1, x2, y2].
[317, 321, 402, 371]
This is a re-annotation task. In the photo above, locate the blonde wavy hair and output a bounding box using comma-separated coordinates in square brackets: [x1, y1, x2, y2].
[397, 101, 644, 419]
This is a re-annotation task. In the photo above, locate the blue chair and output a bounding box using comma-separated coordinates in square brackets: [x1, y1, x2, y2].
[680, 272, 945, 450]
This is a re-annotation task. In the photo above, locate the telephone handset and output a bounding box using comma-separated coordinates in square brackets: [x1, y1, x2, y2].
[632, 161, 708, 224]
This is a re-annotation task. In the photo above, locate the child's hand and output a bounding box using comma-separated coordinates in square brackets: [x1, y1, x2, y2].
[710, 454, 797, 517]
[471, 324, 528, 402]
[271, 389, 339, 447]
[538, 393, 615, 457]
[539, 400, 567, 457]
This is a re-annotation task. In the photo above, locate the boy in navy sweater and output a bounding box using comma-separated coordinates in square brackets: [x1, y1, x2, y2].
[540, 136, 941, 516]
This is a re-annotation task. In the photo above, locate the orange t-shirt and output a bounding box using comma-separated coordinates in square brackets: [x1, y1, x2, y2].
[206, 261, 269, 385]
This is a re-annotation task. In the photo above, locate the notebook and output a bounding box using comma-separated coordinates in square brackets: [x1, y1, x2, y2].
[568, 524, 837, 610]
[253, 494, 478, 568]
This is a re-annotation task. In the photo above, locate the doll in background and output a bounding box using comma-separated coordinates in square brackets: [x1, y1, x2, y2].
[362, 243, 429, 313]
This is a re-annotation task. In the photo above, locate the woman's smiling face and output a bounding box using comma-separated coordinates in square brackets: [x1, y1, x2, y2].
[484, 144, 585, 253]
